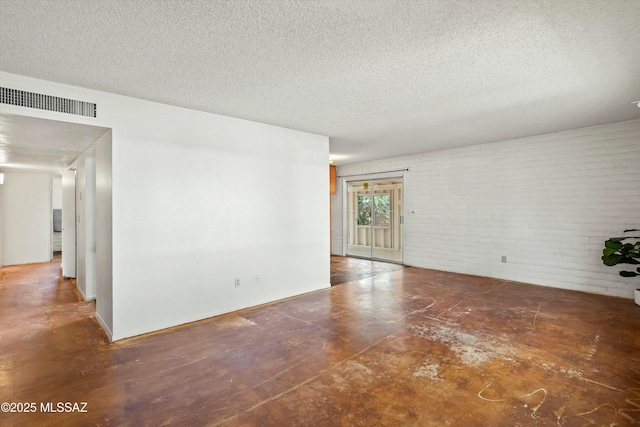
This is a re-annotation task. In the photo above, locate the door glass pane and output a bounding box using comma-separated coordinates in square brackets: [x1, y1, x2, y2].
[347, 181, 372, 258]
[372, 179, 403, 262]
[346, 178, 403, 263]
[357, 195, 372, 226]
[373, 194, 390, 227]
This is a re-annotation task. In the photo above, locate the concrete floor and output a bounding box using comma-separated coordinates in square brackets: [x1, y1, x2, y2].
[1, 257, 639, 426]
[346, 246, 403, 262]
[330, 255, 405, 286]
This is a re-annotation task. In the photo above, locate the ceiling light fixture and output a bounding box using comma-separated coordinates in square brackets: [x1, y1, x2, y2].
[633, 101, 640, 108]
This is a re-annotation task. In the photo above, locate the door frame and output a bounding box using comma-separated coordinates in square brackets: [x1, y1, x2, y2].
[341, 172, 405, 264]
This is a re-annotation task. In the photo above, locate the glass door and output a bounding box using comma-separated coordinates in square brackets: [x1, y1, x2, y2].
[346, 178, 403, 262]
[346, 180, 372, 258]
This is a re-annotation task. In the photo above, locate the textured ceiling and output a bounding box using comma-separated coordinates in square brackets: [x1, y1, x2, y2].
[0, 0, 639, 166]
[0, 114, 109, 173]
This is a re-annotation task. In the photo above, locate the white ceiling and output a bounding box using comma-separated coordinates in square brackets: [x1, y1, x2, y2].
[0, 114, 109, 173]
[0, 0, 639, 167]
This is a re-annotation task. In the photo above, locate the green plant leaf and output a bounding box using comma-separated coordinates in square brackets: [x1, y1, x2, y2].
[620, 243, 636, 255]
[605, 240, 623, 249]
[603, 231, 639, 270]
[620, 271, 639, 277]
[603, 254, 623, 266]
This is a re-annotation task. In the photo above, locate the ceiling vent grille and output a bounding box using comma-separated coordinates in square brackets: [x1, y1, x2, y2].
[0, 87, 97, 118]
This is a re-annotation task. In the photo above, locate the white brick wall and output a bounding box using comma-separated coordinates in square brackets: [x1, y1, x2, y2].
[332, 119, 640, 298]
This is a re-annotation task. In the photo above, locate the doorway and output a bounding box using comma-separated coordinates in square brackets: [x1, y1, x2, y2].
[346, 177, 403, 262]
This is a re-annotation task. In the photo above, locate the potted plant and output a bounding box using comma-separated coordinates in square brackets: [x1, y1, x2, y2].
[602, 229, 640, 305]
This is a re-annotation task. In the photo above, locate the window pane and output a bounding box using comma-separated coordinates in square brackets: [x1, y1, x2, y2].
[374, 194, 390, 227]
[357, 195, 371, 226]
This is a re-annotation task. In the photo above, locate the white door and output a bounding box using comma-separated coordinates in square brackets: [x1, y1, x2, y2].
[61, 169, 76, 278]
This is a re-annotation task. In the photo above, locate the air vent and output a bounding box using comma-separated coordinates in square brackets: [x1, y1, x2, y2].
[0, 87, 96, 118]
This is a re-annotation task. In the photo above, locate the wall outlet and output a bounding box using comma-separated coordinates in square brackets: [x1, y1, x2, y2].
[501, 256, 507, 263]
[234, 278, 240, 287]
[255, 275, 260, 284]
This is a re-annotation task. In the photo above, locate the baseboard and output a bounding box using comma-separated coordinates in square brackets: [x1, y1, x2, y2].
[112, 282, 331, 341]
[74, 283, 97, 302]
[76, 285, 87, 301]
[95, 312, 113, 343]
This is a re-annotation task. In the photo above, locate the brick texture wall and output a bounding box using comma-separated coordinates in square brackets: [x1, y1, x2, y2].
[332, 119, 640, 298]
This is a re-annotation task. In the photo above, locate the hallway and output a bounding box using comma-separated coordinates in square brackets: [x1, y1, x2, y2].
[1, 259, 639, 425]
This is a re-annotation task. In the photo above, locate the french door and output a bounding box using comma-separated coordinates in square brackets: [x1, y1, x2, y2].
[346, 178, 403, 262]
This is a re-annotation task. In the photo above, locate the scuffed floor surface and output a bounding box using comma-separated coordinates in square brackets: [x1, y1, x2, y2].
[1, 259, 639, 426]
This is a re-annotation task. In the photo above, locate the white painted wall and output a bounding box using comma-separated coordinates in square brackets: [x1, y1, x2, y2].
[85, 153, 97, 301]
[0, 181, 2, 265]
[61, 169, 76, 278]
[75, 152, 97, 301]
[95, 132, 112, 337]
[52, 177, 62, 252]
[0, 71, 330, 341]
[0, 173, 51, 266]
[52, 178, 62, 209]
[76, 155, 87, 298]
[333, 119, 640, 299]
[111, 108, 329, 340]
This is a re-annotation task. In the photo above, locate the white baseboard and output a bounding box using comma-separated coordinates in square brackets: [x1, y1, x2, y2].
[76, 285, 87, 301]
[95, 311, 113, 343]
[112, 282, 331, 341]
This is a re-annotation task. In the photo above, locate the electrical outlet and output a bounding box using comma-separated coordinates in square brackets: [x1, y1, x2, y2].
[255, 275, 260, 284]
[234, 278, 240, 287]
[501, 256, 507, 263]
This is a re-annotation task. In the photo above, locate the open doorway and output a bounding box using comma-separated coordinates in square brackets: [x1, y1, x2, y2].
[0, 111, 112, 339]
[0, 113, 110, 300]
[346, 177, 403, 263]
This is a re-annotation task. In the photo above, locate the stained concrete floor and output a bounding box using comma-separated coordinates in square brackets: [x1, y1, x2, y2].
[1, 257, 639, 426]
[330, 255, 405, 286]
